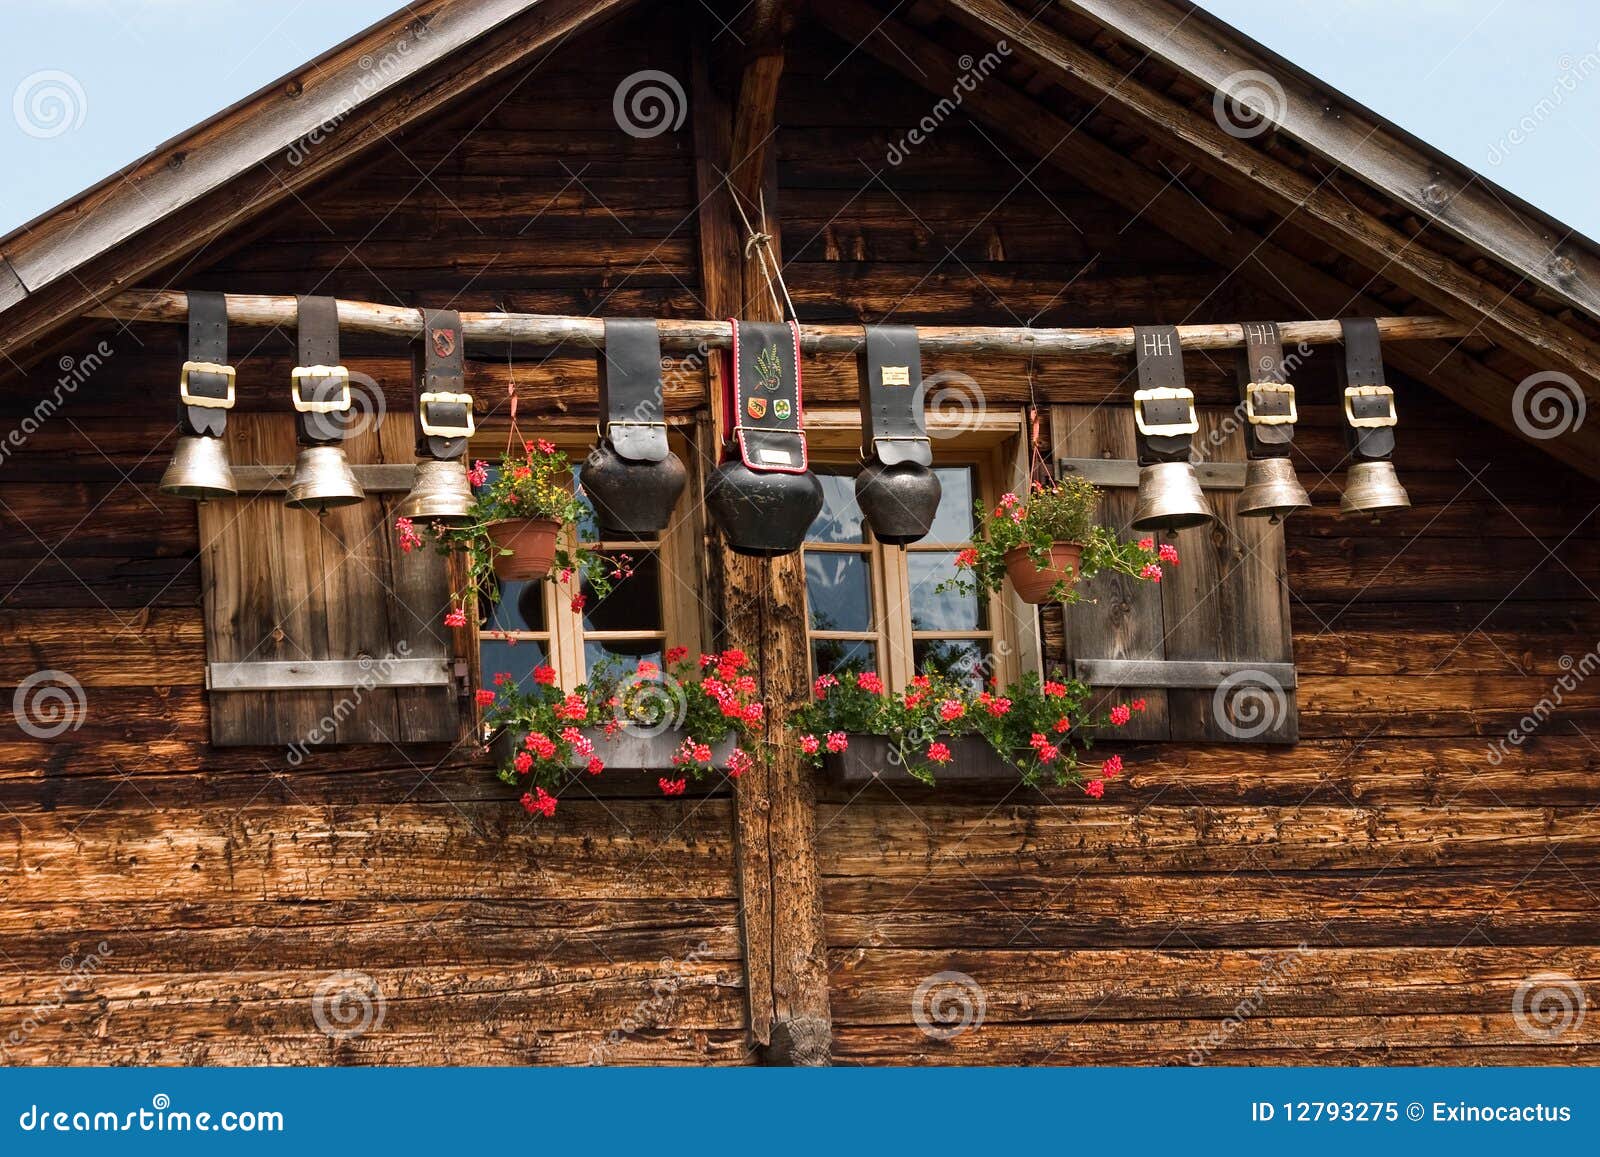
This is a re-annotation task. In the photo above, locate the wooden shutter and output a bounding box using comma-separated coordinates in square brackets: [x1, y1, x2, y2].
[1051, 403, 1297, 744]
[199, 412, 462, 747]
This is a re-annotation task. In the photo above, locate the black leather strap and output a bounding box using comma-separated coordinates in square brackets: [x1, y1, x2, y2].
[1132, 324, 1198, 465]
[597, 318, 669, 463]
[1238, 320, 1295, 455]
[1337, 318, 1397, 462]
[729, 319, 807, 474]
[413, 308, 470, 460]
[857, 324, 931, 467]
[294, 295, 346, 446]
[181, 291, 230, 438]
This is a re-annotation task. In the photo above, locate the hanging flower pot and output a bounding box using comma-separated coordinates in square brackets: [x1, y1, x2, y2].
[488, 517, 561, 580]
[1003, 541, 1083, 605]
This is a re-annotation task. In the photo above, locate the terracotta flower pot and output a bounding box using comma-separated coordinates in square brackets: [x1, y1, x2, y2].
[1003, 541, 1083, 604]
[488, 517, 561, 581]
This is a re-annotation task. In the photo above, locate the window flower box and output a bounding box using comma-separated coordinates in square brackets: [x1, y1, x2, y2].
[491, 727, 736, 771]
[820, 734, 1011, 787]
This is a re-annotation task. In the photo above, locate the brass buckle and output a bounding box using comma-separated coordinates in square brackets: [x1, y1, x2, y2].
[1132, 386, 1199, 436]
[1245, 381, 1297, 426]
[290, 365, 352, 413]
[418, 391, 475, 438]
[1343, 384, 1397, 428]
[179, 360, 236, 408]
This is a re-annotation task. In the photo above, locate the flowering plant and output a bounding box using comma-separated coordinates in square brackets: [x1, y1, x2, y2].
[945, 477, 1177, 603]
[793, 667, 1139, 794]
[396, 439, 617, 629]
[479, 646, 762, 817]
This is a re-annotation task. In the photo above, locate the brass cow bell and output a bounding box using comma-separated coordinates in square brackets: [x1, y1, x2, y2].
[855, 460, 941, 545]
[1336, 319, 1411, 519]
[396, 457, 473, 522]
[1339, 459, 1410, 516]
[284, 444, 366, 513]
[1237, 456, 1310, 523]
[707, 458, 824, 557]
[160, 434, 237, 501]
[1131, 460, 1214, 532]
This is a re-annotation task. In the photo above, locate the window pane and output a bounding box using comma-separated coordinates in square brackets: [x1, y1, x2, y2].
[807, 470, 866, 544]
[812, 639, 878, 680]
[479, 637, 550, 691]
[586, 640, 664, 675]
[914, 639, 990, 691]
[925, 466, 978, 543]
[484, 579, 547, 633]
[582, 551, 662, 634]
[906, 551, 988, 631]
[805, 551, 873, 632]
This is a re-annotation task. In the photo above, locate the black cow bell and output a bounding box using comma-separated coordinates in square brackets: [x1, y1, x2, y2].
[579, 438, 687, 540]
[706, 458, 823, 557]
[855, 459, 941, 545]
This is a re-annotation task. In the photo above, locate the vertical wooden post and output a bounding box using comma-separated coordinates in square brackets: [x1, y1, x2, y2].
[691, 9, 832, 1065]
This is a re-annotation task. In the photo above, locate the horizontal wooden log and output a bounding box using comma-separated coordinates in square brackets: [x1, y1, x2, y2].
[87, 289, 1464, 356]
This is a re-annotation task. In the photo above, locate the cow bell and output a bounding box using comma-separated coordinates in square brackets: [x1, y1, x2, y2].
[284, 445, 366, 514]
[706, 458, 823, 557]
[578, 439, 687, 540]
[855, 459, 941, 545]
[396, 457, 474, 523]
[1131, 461, 1214, 532]
[159, 434, 237, 501]
[1237, 456, 1310, 523]
[1339, 460, 1411, 516]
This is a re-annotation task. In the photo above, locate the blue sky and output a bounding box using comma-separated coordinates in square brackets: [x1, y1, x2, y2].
[1, 0, 1598, 241]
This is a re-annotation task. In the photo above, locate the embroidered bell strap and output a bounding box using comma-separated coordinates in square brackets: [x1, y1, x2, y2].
[1337, 318, 1398, 463]
[293, 295, 350, 447]
[1131, 324, 1200, 466]
[413, 308, 472, 461]
[858, 324, 931, 467]
[179, 290, 233, 438]
[1238, 320, 1295, 457]
[726, 319, 807, 474]
[597, 318, 669, 463]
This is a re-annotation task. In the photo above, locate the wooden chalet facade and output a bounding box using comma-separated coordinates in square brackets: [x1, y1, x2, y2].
[1, 0, 1598, 1065]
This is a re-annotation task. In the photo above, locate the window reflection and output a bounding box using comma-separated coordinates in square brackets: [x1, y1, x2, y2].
[804, 551, 873, 633]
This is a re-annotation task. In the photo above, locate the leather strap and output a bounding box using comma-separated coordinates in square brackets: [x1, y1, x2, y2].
[1131, 325, 1199, 465]
[858, 324, 931, 467]
[294, 295, 347, 446]
[597, 318, 669, 463]
[413, 309, 470, 460]
[727, 319, 807, 474]
[180, 291, 231, 438]
[1337, 318, 1397, 462]
[1238, 320, 1295, 456]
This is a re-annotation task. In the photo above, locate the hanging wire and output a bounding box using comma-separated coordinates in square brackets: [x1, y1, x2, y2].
[730, 187, 799, 324]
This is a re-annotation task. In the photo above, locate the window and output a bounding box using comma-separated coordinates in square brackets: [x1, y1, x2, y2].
[473, 431, 702, 693]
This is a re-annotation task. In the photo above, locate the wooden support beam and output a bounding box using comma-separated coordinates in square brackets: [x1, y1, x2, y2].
[692, 11, 832, 1066]
[813, 0, 1600, 482]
